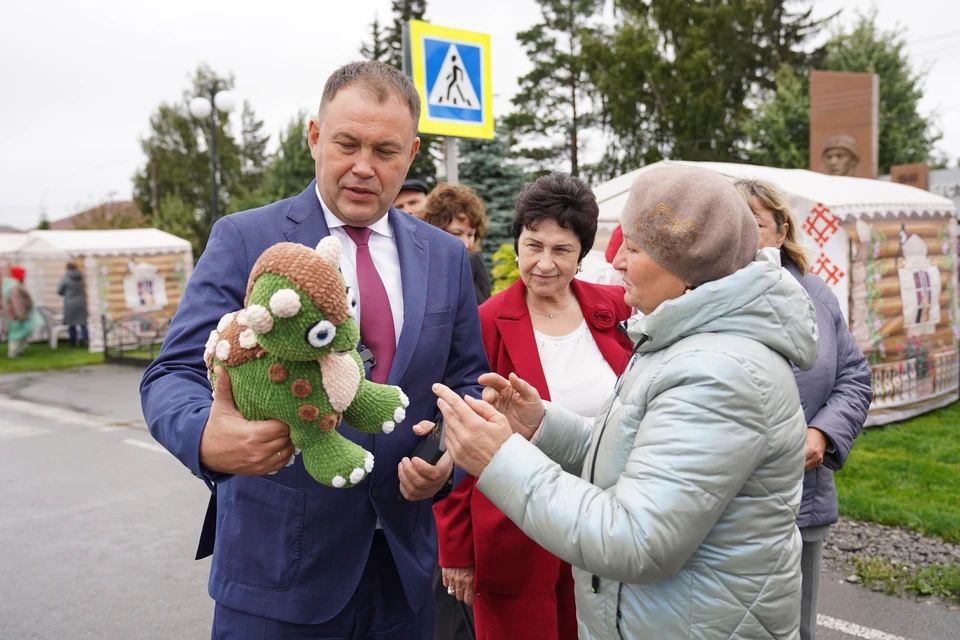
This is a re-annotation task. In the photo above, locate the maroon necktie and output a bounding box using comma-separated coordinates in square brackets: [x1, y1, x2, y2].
[342, 226, 396, 384]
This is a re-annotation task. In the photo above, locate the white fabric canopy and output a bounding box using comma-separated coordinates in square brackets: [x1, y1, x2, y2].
[8, 228, 191, 258]
[596, 160, 957, 224]
[0, 232, 29, 256]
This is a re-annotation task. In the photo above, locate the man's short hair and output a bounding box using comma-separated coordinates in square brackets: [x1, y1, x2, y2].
[319, 61, 421, 129]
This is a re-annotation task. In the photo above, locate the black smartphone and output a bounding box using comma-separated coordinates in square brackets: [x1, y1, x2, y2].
[411, 415, 446, 465]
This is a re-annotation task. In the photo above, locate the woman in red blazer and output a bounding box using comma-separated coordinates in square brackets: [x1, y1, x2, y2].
[435, 174, 633, 640]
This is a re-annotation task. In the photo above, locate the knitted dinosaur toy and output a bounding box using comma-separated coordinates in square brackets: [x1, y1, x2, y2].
[204, 236, 409, 488]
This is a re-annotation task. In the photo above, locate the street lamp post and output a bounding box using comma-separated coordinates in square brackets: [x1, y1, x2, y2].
[189, 83, 235, 225]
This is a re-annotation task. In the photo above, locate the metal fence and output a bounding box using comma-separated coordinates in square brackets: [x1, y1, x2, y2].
[101, 314, 168, 365]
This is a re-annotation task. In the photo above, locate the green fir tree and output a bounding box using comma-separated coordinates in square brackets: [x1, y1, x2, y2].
[229, 112, 317, 213]
[459, 128, 529, 270]
[360, 14, 390, 62]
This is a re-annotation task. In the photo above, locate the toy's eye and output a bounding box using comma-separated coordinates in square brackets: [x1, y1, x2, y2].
[306, 320, 336, 347]
[345, 287, 358, 318]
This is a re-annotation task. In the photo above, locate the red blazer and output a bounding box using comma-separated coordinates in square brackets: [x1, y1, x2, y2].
[434, 277, 633, 595]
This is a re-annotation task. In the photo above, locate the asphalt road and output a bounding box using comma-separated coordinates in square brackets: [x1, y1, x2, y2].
[817, 570, 960, 640]
[0, 398, 212, 639]
[0, 390, 958, 640]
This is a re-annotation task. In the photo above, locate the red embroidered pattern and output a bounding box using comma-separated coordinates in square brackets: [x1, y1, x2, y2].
[810, 255, 846, 286]
[802, 203, 840, 249]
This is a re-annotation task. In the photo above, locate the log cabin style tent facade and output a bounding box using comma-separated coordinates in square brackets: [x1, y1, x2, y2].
[595, 161, 960, 426]
[0, 229, 193, 353]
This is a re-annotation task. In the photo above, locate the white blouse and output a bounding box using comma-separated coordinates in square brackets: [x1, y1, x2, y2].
[533, 320, 618, 420]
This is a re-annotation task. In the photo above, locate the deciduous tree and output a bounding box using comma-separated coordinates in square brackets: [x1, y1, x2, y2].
[584, 0, 827, 179]
[133, 65, 262, 251]
[748, 10, 944, 174]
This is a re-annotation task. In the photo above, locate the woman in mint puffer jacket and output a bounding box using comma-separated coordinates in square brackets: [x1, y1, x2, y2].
[433, 165, 820, 640]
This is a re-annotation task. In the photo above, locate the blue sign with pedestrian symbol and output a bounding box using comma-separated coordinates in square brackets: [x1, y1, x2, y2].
[408, 20, 494, 139]
[424, 39, 483, 124]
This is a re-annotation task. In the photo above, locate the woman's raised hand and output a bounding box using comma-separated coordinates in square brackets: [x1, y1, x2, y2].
[478, 372, 545, 441]
[433, 383, 514, 477]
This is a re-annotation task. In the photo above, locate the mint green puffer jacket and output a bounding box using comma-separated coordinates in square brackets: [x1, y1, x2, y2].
[476, 249, 819, 639]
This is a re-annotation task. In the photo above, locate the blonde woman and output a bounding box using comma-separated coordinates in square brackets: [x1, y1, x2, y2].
[736, 179, 872, 640]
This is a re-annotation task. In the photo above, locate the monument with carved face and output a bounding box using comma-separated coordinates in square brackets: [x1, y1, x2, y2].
[820, 134, 861, 177]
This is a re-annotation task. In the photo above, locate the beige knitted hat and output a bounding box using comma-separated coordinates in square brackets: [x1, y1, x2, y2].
[620, 165, 759, 288]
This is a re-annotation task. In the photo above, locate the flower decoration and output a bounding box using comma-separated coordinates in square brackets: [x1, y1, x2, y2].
[592, 306, 615, 330]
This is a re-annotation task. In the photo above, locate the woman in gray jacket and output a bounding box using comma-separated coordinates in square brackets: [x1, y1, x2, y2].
[737, 179, 872, 640]
[57, 262, 88, 347]
[432, 165, 819, 639]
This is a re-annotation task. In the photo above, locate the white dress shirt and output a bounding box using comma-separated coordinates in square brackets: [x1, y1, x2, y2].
[317, 187, 404, 344]
[317, 189, 404, 529]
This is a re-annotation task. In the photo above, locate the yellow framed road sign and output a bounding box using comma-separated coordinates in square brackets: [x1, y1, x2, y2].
[408, 20, 494, 139]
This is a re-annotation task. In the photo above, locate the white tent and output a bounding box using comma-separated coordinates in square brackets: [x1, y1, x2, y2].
[0, 232, 29, 256]
[597, 161, 955, 225]
[10, 229, 191, 259]
[0, 228, 194, 353]
[593, 160, 959, 426]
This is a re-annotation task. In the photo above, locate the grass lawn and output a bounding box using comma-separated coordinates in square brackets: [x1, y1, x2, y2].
[854, 557, 960, 602]
[836, 402, 960, 544]
[0, 342, 105, 374]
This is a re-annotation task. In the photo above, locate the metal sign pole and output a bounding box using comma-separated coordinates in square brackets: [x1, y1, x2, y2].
[401, 23, 412, 77]
[445, 137, 459, 185]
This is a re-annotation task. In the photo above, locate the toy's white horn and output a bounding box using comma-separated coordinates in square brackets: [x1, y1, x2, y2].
[316, 236, 342, 265]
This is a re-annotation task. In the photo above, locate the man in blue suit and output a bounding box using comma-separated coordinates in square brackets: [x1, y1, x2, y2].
[140, 60, 489, 639]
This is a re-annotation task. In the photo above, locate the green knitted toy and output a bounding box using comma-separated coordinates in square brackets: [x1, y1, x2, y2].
[204, 236, 409, 488]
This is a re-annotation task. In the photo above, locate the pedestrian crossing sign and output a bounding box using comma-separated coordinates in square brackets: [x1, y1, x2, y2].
[408, 20, 494, 139]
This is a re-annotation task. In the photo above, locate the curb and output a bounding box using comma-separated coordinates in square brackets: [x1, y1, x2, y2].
[0, 394, 146, 431]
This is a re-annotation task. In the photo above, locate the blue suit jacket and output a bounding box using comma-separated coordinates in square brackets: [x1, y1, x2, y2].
[140, 182, 488, 624]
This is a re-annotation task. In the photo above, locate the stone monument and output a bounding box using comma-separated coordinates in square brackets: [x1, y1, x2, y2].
[810, 70, 879, 179]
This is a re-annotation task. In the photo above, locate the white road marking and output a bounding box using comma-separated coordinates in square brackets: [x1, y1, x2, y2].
[0, 396, 129, 432]
[818, 614, 910, 640]
[0, 418, 51, 441]
[122, 439, 167, 455]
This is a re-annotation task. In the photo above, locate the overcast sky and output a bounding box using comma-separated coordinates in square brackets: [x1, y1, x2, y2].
[1, 0, 957, 229]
